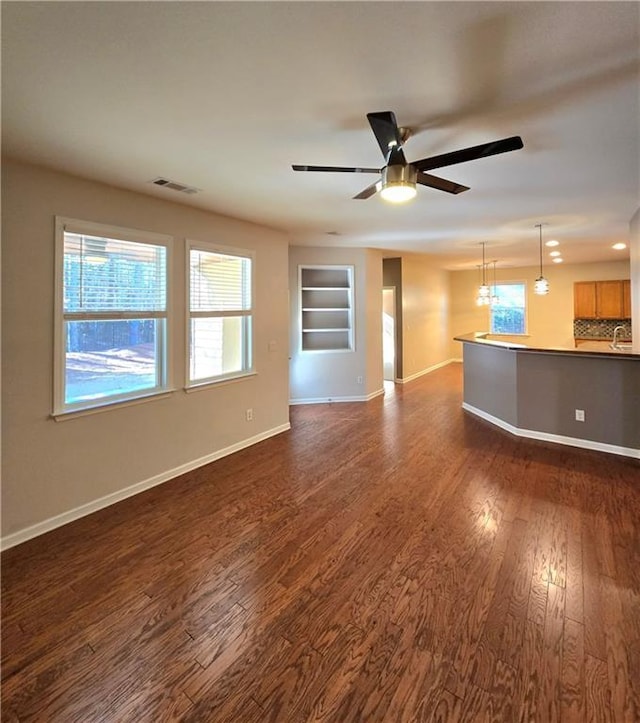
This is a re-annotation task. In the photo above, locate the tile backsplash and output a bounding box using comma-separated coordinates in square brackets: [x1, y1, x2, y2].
[574, 319, 632, 338]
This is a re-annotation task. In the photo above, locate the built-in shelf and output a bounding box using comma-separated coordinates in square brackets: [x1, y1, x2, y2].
[301, 287, 349, 291]
[299, 265, 354, 352]
[302, 328, 351, 332]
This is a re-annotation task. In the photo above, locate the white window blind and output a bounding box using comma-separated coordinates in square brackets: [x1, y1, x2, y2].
[190, 250, 251, 312]
[64, 233, 166, 313]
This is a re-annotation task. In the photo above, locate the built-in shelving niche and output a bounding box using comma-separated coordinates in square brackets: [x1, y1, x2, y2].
[299, 265, 354, 352]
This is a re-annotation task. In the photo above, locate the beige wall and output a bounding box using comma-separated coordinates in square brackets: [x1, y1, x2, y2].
[449, 259, 631, 357]
[288, 246, 383, 402]
[1, 159, 291, 543]
[398, 253, 451, 380]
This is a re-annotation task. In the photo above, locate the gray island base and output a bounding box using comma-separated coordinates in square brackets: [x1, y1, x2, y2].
[455, 333, 639, 458]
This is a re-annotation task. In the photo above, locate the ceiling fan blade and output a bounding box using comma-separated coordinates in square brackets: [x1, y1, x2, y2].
[353, 180, 382, 200]
[367, 111, 407, 164]
[416, 172, 470, 195]
[292, 164, 380, 173]
[413, 136, 523, 172]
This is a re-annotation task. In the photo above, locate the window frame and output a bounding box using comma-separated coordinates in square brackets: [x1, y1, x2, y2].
[185, 239, 255, 390]
[53, 217, 173, 418]
[489, 280, 528, 336]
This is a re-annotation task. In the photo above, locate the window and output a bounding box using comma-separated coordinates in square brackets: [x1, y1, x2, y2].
[187, 242, 253, 386]
[54, 218, 171, 415]
[490, 282, 527, 335]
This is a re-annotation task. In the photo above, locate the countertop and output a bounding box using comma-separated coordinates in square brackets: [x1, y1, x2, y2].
[454, 332, 640, 359]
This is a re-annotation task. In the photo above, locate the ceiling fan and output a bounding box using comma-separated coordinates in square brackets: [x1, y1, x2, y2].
[292, 111, 523, 203]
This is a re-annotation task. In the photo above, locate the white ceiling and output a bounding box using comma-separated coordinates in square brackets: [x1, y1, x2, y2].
[2, 1, 639, 269]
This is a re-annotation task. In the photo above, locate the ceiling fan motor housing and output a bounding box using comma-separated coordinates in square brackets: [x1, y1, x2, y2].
[382, 163, 417, 188]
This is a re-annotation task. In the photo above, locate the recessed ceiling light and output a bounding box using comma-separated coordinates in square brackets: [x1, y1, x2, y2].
[545, 239, 559, 247]
[552, 257, 564, 263]
[612, 242, 627, 250]
[549, 250, 561, 257]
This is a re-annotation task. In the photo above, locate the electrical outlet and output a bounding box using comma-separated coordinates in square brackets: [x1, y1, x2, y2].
[246, 408, 253, 421]
[575, 409, 585, 422]
[357, 376, 363, 384]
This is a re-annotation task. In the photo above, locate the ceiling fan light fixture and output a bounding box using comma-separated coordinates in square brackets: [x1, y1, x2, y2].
[380, 183, 417, 203]
[380, 164, 417, 204]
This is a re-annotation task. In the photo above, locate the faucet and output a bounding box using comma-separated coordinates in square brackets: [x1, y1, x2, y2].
[611, 325, 626, 349]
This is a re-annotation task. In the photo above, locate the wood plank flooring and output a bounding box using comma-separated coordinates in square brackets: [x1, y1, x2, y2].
[2, 362, 639, 722]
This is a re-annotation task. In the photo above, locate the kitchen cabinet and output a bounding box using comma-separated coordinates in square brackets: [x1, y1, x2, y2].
[574, 281, 596, 318]
[596, 280, 626, 318]
[574, 279, 631, 319]
[623, 279, 631, 318]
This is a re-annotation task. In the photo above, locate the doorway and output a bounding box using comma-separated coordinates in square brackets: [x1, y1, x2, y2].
[382, 287, 396, 382]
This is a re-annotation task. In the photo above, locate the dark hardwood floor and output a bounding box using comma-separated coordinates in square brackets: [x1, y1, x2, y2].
[2, 362, 639, 722]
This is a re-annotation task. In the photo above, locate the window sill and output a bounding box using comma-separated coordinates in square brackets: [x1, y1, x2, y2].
[490, 333, 530, 338]
[185, 371, 257, 393]
[52, 389, 176, 422]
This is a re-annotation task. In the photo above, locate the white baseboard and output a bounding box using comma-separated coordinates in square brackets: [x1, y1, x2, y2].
[1, 422, 291, 551]
[289, 387, 384, 405]
[462, 403, 640, 459]
[366, 388, 385, 401]
[398, 358, 457, 384]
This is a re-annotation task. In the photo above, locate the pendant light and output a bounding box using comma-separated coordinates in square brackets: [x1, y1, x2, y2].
[490, 260, 499, 305]
[534, 223, 550, 295]
[476, 242, 491, 305]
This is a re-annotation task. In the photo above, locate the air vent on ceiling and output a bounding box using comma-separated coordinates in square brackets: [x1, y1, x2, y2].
[150, 177, 200, 195]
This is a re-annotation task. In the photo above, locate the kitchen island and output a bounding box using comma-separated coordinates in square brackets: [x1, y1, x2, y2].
[455, 332, 639, 458]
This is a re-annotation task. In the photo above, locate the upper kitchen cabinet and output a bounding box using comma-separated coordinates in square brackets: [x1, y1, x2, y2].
[622, 279, 631, 318]
[574, 279, 631, 319]
[596, 280, 625, 318]
[574, 281, 596, 318]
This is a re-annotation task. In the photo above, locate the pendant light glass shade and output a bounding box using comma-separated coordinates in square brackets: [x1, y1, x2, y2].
[476, 286, 491, 306]
[490, 260, 499, 305]
[534, 277, 550, 294]
[534, 223, 549, 295]
[476, 242, 491, 304]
